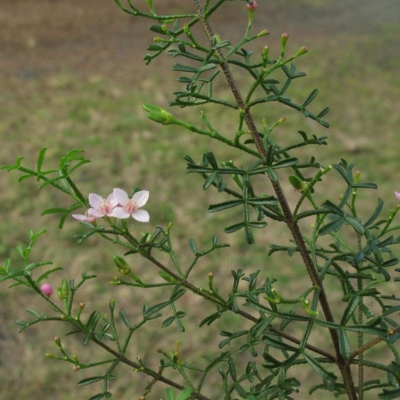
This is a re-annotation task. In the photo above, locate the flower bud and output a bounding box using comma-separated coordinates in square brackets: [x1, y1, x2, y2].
[257, 29, 269, 38]
[40, 283, 53, 297]
[281, 33, 289, 49]
[113, 256, 131, 275]
[159, 270, 177, 283]
[246, 0, 258, 11]
[289, 175, 304, 191]
[294, 46, 308, 57]
[142, 104, 175, 125]
[57, 279, 69, 301]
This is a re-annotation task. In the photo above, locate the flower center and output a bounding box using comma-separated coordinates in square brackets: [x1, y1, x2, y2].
[99, 200, 113, 215]
[125, 199, 138, 214]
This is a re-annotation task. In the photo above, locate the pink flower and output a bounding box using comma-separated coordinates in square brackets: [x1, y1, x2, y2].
[87, 192, 119, 218]
[112, 188, 150, 222]
[246, 0, 258, 11]
[40, 283, 53, 296]
[72, 210, 97, 222]
[395, 192, 400, 201]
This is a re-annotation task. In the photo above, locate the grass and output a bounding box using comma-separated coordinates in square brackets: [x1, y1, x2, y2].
[1, 2, 400, 399]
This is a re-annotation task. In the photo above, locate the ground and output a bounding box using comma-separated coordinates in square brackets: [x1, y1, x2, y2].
[1, 1, 400, 399]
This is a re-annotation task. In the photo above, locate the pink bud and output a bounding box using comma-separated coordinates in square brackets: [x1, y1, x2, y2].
[40, 283, 53, 297]
[395, 192, 400, 201]
[246, 0, 258, 11]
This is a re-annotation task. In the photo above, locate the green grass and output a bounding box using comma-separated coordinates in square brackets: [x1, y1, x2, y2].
[1, 6, 400, 400]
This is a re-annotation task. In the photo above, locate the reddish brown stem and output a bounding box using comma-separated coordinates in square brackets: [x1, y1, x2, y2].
[192, 1, 358, 398]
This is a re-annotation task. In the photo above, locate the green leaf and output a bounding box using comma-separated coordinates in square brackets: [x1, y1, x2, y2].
[172, 63, 199, 73]
[317, 107, 330, 118]
[318, 218, 343, 235]
[303, 352, 337, 383]
[119, 310, 132, 329]
[296, 209, 329, 220]
[352, 182, 378, 189]
[143, 301, 170, 317]
[37, 267, 63, 283]
[26, 309, 41, 318]
[365, 198, 384, 227]
[272, 157, 299, 169]
[247, 221, 267, 229]
[162, 316, 175, 328]
[341, 295, 360, 326]
[175, 318, 185, 332]
[224, 222, 245, 233]
[266, 143, 275, 166]
[244, 225, 254, 244]
[170, 287, 186, 302]
[345, 215, 365, 234]
[338, 328, 351, 359]
[302, 89, 319, 108]
[262, 336, 299, 352]
[246, 197, 278, 206]
[36, 148, 47, 174]
[86, 311, 101, 331]
[41, 207, 69, 215]
[378, 388, 400, 399]
[208, 200, 243, 213]
[251, 316, 276, 339]
[266, 168, 278, 182]
[345, 325, 388, 340]
[322, 200, 344, 216]
[25, 261, 53, 271]
[203, 171, 217, 189]
[78, 376, 104, 386]
[188, 238, 197, 255]
[199, 312, 221, 327]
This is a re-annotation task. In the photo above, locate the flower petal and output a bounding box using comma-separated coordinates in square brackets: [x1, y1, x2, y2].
[72, 214, 88, 221]
[113, 188, 129, 206]
[88, 208, 105, 218]
[89, 193, 104, 208]
[132, 209, 150, 222]
[395, 192, 400, 201]
[107, 192, 119, 208]
[112, 206, 130, 219]
[132, 190, 149, 208]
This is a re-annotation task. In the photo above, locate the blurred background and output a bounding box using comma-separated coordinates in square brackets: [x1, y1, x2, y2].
[1, 0, 399, 399]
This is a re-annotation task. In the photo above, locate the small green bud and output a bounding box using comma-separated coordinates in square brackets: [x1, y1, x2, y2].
[294, 46, 308, 57]
[354, 170, 361, 183]
[262, 46, 269, 63]
[257, 29, 269, 38]
[113, 255, 131, 275]
[57, 279, 69, 301]
[320, 165, 332, 175]
[143, 104, 175, 125]
[159, 270, 178, 283]
[281, 33, 289, 49]
[289, 175, 304, 191]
